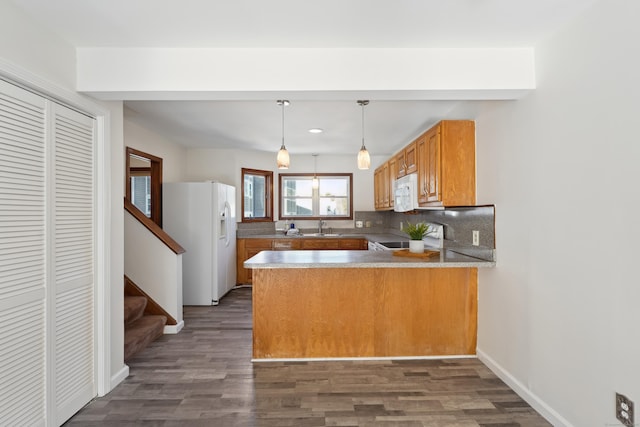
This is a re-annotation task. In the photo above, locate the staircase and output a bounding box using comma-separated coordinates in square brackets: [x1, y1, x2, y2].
[124, 278, 168, 361]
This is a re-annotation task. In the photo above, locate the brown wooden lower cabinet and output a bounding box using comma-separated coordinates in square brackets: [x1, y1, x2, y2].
[252, 267, 478, 359]
[301, 239, 340, 250]
[338, 238, 369, 250]
[236, 237, 368, 284]
[236, 238, 272, 284]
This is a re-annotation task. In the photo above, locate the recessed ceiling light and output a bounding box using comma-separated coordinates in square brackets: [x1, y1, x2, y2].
[308, 128, 323, 134]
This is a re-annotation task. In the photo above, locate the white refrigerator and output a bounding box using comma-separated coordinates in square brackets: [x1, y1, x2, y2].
[163, 181, 237, 305]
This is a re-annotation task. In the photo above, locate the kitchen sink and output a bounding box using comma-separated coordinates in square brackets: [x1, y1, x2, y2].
[301, 233, 342, 237]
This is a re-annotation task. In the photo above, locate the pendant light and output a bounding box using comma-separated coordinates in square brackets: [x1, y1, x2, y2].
[312, 154, 319, 189]
[276, 100, 290, 169]
[357, 100, 371, 170]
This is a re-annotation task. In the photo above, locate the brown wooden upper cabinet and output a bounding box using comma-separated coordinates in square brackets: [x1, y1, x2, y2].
[404, 140, 418, 175]
[421, 120, 475, 207]
[395, 139, 417, 178]
[395, 150, 406, 178]
[375, 120, 475, 211]
[387, 157, 396, 209]
[374, 159, 393, 211]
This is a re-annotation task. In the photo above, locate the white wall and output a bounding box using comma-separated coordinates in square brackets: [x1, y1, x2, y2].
[0, 0, 76, 89]
[186, 148, 378, 228]
[466, 1, 640, 425]
[123, 115, 188, 183]
[106, 101, 126, 389]
[124, 212, 183, 329]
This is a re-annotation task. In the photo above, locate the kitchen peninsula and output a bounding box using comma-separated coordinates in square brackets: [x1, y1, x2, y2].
[245, 249, 494, 360]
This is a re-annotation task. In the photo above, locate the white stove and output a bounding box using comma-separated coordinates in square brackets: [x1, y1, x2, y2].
[368, 223, 444, 252]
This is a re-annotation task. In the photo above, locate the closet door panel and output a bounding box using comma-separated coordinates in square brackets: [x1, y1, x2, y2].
[51, 104, 96, 425]
[0, 80, 47, 427]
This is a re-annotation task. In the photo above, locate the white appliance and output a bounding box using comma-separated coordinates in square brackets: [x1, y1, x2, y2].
[163, 181, 237, 305]
[368, 223, 444, 252]
[394, 173, 419, 212]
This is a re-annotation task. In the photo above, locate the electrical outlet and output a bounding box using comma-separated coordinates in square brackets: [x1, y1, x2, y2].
[617, 393, 634, 427]
[472, 230, 480, 246]
[400, 222, 403, 230]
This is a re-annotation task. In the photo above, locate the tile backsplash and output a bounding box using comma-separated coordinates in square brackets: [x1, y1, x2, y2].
[355, 205, 496, 250]
[237, 205, 496, 260]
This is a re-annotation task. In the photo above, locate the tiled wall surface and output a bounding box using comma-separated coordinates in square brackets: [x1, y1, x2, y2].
[236, 221, 276, 237]
[237, 206, 496, 259]
[355, 206, 496, 249]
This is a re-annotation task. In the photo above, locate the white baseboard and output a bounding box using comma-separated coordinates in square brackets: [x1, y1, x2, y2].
[477, 348, 572, 427]
[109, 365, 130, 393]
[164, 320, 184, 334]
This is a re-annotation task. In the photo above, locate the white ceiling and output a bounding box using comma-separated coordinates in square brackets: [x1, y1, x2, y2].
[10, 0, 597, 156]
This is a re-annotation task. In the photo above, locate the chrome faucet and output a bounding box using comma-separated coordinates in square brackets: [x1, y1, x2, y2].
[318, 219, 326, 234]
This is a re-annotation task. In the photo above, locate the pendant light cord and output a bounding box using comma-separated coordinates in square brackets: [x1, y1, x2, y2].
[357, 100, 369, 150]
[361, 103, 366, 150]
[356, 100, 371, 170]
[281, 100, 286, 149]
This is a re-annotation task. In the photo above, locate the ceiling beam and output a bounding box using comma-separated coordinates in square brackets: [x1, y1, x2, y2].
[77, 47, 535, 101]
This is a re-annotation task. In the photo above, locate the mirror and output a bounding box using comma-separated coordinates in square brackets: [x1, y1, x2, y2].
[126, 147, 163, 226]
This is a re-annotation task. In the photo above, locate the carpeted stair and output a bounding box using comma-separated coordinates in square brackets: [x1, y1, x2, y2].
[124, 295, 167, 361]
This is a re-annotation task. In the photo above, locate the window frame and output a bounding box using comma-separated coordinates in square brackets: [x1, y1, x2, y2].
[125, 147, 163, 226]
[241, 168, 274, 223]
[278, 173, 353, 220]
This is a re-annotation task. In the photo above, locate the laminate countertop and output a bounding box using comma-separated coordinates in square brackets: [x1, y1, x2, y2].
[244, 249, 495, 269]
[238, 232, 396, 241]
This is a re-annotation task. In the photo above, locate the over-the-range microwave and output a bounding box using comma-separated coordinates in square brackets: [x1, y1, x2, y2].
[394, 174, 419, 212]
[393, 174, 444, 212]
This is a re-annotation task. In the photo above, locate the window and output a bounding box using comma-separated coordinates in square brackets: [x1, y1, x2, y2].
[279, 173, 353, 220]
[126, 147, 163, 226]
[241, 168, 273, 222]
[131, 175, 151, 216]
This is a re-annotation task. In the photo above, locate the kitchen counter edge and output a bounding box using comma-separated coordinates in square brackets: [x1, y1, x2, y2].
[244, 249, 495, 269]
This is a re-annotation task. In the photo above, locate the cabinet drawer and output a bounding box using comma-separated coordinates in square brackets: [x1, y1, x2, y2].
[273, 240, 302, 250]
[302, 239, 340, 250]
[339, 239, 367, 249]
[245, 239, 273, 249]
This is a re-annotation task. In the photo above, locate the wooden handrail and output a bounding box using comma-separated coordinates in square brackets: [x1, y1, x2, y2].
[125, 275, 177, 325]
[124, 198, 186, 254]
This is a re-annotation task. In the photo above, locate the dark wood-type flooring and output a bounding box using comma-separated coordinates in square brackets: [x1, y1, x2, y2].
[65, 287, 551, 426]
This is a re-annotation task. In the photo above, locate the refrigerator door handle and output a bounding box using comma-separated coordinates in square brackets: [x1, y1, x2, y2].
[223, 201, 231, 246]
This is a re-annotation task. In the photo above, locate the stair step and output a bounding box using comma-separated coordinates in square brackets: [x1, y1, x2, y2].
[124, 296, 147, 325]
[124, 315, 167, 361]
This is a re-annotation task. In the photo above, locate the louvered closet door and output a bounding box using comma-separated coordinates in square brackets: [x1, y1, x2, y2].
[0, 80, 47, 426]
[51, 103, 96, 425]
